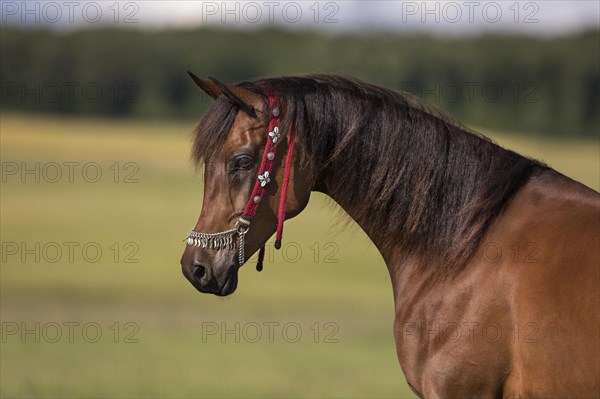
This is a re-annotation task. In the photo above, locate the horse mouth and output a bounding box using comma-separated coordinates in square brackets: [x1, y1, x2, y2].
[217, 273, 238, 296]
[182, 261, 238, 296]
[191, 273, 237, 296]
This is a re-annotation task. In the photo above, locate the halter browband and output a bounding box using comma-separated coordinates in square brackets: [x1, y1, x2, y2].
[186, 94, 296, 272]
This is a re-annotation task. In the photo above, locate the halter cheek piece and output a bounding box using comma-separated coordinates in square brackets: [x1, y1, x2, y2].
[185, 95, 297, 272]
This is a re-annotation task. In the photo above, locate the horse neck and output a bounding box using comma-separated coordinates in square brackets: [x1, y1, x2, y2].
[312, 136, 536, 305]
[314, 176, 421, 296]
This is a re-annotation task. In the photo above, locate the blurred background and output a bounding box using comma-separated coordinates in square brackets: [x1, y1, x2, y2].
[1, 1, 598, 398]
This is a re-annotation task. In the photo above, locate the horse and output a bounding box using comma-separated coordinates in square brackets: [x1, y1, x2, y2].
[179, 73, 600, 398]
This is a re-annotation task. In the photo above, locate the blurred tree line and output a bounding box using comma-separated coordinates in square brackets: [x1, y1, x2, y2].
[1, 27, 598, 137]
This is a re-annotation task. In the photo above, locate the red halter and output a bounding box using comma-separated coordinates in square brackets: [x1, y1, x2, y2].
[237, 95, 296, 271]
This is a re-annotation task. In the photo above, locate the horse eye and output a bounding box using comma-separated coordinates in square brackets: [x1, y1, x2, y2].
[234, 155, 254, 170]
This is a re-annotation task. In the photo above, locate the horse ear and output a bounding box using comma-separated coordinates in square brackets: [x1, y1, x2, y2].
[208, 77, 258, 119]
[187, 71, 221, 100]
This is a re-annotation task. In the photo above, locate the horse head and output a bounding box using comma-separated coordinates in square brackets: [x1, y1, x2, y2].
[180, 73, 311, 296]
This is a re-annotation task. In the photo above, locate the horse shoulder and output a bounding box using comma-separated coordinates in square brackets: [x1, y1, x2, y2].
[394, 169, 599, 397]
[490, 169, 600, 397]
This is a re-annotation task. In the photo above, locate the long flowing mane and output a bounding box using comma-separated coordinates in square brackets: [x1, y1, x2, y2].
[193, 74, 544, 278]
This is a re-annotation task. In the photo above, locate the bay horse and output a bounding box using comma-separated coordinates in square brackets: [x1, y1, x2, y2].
[180, 74, 600, 398]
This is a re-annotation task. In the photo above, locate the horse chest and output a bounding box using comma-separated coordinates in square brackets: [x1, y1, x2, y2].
[391, 266, 515, 398]
[394, 312, 513, 397]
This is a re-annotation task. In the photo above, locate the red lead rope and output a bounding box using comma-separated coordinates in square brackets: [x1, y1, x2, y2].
[238, 95, 296, 271]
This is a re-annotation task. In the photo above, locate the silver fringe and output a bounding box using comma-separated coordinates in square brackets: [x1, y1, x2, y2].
[186, 229, 236, 250]
[185, 228, 247, 266]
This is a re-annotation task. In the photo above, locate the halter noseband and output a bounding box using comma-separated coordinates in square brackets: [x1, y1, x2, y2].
[185, 94, 296, 272]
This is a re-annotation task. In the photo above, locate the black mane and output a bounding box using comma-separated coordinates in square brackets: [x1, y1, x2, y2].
[193, 74, 542, 277]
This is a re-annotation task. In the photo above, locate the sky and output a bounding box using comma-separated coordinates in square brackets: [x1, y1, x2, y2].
[1, 0, 599, 36]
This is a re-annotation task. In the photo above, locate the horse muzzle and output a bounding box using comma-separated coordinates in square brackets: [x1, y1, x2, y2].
[180, 248, 239, 296]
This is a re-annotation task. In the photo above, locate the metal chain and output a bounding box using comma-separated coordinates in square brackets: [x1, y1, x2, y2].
[238, 230, 246, 267]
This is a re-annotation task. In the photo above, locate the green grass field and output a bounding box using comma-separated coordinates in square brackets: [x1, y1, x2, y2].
[1, 114, 598, 398]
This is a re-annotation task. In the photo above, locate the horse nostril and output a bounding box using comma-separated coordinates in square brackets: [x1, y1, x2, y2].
[193, 264, 206, 282]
